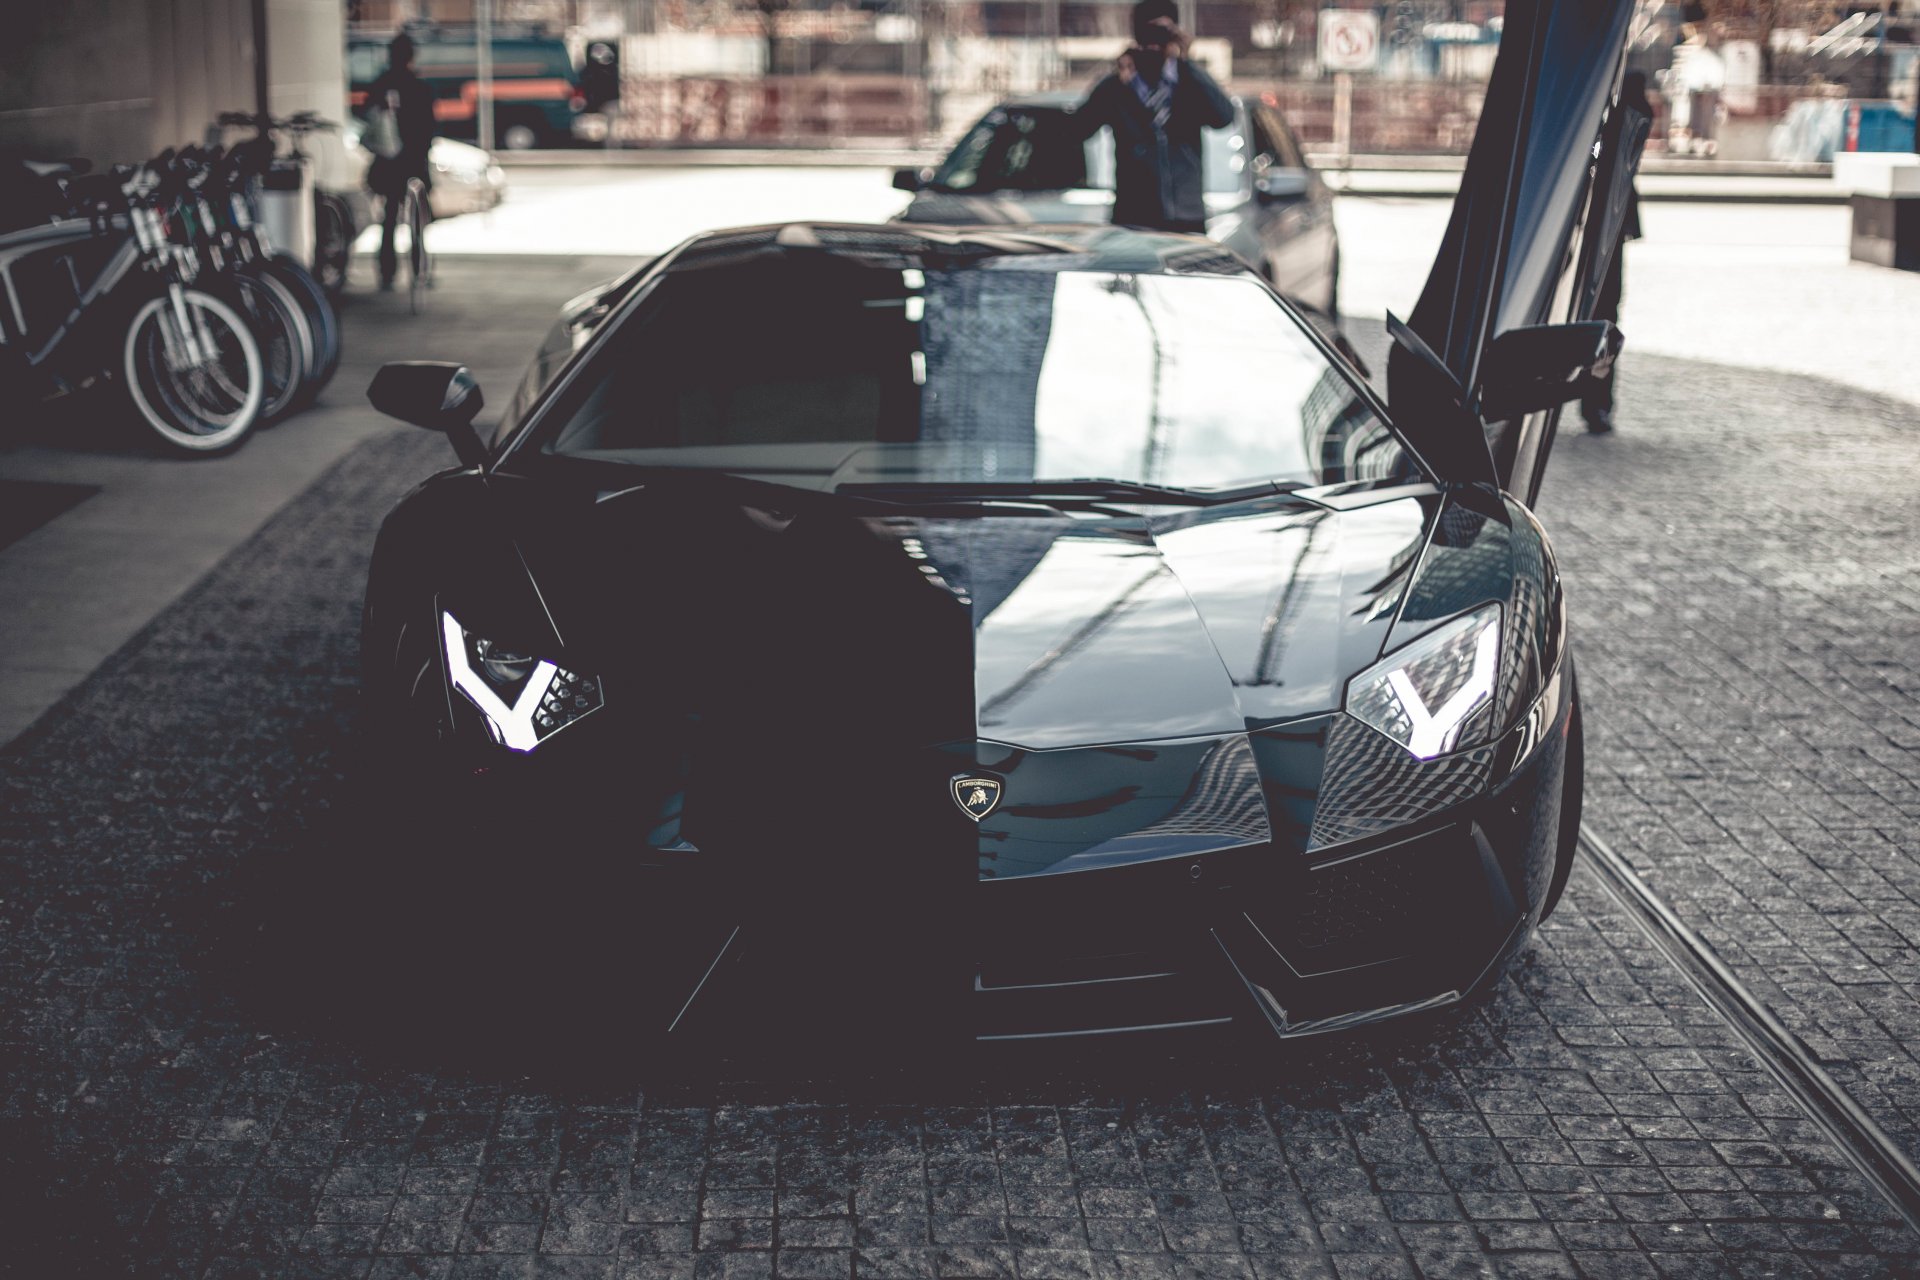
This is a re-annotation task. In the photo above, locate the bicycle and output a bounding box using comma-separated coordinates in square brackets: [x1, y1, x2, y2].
[0, 158, 266, 453]
[201, 125, 343, 408]
[217, 110, 357, 298]
[215, 111, 350, 362]
[282, 111, 357, 300]
[162, 144, 316, 425]
[400, 175, 432, 314]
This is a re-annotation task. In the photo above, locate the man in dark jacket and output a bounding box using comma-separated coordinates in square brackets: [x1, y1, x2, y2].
[1582, 69, 1649, 433]
[366, 33, 436, 290]
[1073, 0, 1234, 233]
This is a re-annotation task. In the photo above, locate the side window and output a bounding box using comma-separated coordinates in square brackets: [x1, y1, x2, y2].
[347, 44, 384, 86]
[1258, 106, 1309, 170]
[1248, 113, 1279, 176]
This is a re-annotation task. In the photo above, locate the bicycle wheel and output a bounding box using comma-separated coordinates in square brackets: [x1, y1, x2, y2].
[230, 270, 312, 425]
[122, 289, 264, 454]
[312, 192, 353, 298]
[266, 255, 340, 402]
[405, 182, 430, 315]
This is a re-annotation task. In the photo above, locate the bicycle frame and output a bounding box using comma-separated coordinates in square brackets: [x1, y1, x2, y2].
[0, 223, 143, 371]
[0, 171, 206, 391]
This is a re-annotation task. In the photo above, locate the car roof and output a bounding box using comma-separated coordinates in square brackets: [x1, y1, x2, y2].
[662, 222, 1256, 279]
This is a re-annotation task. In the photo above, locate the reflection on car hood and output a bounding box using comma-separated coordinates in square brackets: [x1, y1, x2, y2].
[424, 476, 1447, 877]
[496, 480, 1430, 748]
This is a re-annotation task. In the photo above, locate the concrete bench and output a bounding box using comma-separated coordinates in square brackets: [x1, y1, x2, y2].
[1834, 151, 1920, 270]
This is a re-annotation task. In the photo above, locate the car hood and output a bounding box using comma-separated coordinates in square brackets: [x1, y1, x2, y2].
[495, 481, 1429, 746]
[452, 479, 1435, 876]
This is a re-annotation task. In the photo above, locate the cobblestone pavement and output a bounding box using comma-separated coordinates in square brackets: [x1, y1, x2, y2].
[1543, 354, 1920, 1165]
[3, 324, 1919, 1276]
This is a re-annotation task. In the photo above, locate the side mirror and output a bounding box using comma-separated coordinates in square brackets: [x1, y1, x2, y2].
[368, 361, 488, 468]
[892, 167, 928, 193]
[1477, 322, 1623, 420]
[1254, 169, 1311, 202]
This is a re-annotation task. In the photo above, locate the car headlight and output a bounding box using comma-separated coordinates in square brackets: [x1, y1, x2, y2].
[441, 610, 603, 751]
[1345, 604, 1500, 760]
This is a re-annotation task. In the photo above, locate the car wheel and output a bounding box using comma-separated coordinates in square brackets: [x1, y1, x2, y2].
[1539, 665, 1583, 923]
[502, 123, 539, 151]
[354, 604, 451, 798]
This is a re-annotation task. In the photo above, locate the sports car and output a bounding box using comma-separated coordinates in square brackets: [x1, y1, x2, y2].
[357, 0, 1645, 1044]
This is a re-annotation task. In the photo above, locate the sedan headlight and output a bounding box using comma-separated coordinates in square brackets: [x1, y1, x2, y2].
[1345, 604, 1500, 760]
[441, 610, 603, 751]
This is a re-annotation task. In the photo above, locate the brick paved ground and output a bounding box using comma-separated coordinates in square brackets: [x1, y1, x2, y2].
[2, 307, 1917, 1276]
[1544, 354, 1920, 1164]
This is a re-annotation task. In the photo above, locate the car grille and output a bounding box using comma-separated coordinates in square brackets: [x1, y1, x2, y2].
[1288, 842, 1442, 953]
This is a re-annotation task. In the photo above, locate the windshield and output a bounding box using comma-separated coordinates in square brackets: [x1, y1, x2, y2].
[931, 107, 1243, 196]
[530, 255, 1410, 495]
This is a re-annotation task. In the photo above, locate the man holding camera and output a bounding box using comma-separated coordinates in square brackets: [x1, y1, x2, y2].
[1074, 0, 1234, 233]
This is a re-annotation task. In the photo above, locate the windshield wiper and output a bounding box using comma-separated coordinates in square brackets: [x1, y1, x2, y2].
[538, 457, 852, 508]
[836, 479, 1290, 507]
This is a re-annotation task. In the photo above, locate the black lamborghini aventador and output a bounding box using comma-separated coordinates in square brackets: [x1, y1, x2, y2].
[357, 0, 1646, 1044]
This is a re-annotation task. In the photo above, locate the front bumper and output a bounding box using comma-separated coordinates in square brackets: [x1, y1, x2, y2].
[415, 662, 1572, 1045]
[969, 697, 1568, 1041]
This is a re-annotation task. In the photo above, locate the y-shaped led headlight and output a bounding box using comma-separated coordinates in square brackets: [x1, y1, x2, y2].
[441, 611, 603, 751]
[1345, 604, 1501, 760]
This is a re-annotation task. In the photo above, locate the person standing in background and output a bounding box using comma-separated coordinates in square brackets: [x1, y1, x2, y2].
[1073, 0, 1235, 233]
[1670, 7, 1725, 157]
[1584, 70, 1649, 434]
[365, 33, 436, 291]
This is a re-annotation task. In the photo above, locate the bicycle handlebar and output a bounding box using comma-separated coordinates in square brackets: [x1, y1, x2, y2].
[212, 110, 339, 135]
[282, 111, 339, 133]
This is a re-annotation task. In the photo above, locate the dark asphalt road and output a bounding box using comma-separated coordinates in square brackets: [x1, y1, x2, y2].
[2, 279, 1917, 1279]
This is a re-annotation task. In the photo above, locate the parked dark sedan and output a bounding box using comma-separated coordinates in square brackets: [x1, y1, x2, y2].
[356, 0, 1644, 1047]
[893, 90, 1340, 317]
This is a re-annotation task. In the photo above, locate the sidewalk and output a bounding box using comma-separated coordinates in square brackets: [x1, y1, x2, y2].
[0, 255, 629, 747]
[1324, 168, 1847, 202]
[496, 147, 1850, 202]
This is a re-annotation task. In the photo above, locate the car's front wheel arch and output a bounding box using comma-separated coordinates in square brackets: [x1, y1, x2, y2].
[1539, 661, 1583, 923]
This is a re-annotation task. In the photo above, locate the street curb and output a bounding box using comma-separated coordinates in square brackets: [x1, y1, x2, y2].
[494, 151, 1847, 203]
[496, 148, 937, 169]
[1331, 183, 1848, 204]
[493, 148, 1837, 180]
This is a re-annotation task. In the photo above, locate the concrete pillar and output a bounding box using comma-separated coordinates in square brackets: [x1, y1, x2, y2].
[0, 0, 345, 166]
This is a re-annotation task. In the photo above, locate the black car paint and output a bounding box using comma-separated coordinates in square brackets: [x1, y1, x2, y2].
[1388, 0, 1642, 502]
[361, 0, 1635, 1043]
[363, 426, 1570, 1042]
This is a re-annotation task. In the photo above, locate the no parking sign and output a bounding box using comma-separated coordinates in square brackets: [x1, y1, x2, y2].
[1319, 11, 1380, 73]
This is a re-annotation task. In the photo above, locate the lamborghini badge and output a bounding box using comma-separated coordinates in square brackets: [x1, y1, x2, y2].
[950, 775, 1003, 821]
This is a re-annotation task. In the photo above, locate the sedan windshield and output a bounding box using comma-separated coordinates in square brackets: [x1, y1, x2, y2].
[931, 107, 1243, 196]
[534, 255, 1410, 495]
